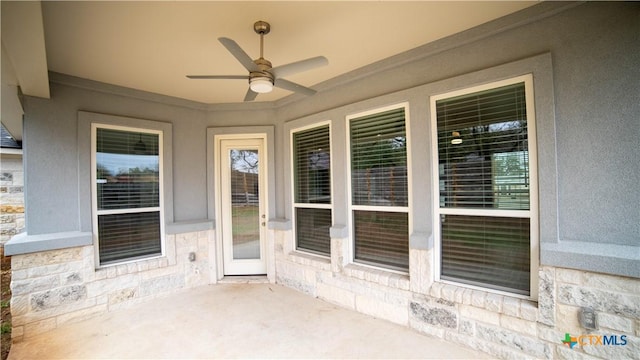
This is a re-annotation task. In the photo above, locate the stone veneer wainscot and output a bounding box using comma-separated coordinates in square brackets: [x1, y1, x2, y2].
[9, 228, 214, 341]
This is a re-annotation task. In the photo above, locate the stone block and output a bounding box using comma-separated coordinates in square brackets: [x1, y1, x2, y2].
[485, 293, 503, 312]
[557, 268, 585, 285]
[453, 287, 465, 304]
[409, 316, 445, 339]
[27, 261, 80, 278]
[462, 288, 473, 305]
[31, 285, 87, 311]
[11, 247, 83, 270]
[500, 314, 537, 336]
[597, 312, 633, 332]
[276, 274, 314, 296]
[441, 284, 457, 302]
[460, 304, 500, 326]
[317, 282, 355, 309]
[471, 290, 486, 308]
[116, 264, 129, 276]
[502, 296, 521, 318]
[476, 323, 550, 359]
[356, 295, 408, 325]
[538, 267, 556, 326]
[11, 268, 28, 281]
[429, 282, 443, 298]
[521, 300, 538, 322]
[62, 272, 83, 285]
[556, 304, 581, 332]
[10, 295, 29, 316]
[459, 319, 475, 335]
[86, 274, 138, 298]
[584, 272, 640, 295]
[536, 324, 564, 344]
[409, 301, 457, 329]
[409, 249, 432, 295]
[108, 287, 137, 305]
[558, 284, 640, 319]
[11, 275, 60, 296]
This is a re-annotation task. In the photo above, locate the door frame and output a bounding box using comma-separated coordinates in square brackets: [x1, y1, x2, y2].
[207, 126, 276, 282]
[219, 138, 266, 275]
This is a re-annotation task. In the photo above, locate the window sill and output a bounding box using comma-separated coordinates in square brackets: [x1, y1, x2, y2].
[428, 281, 539, 322]
[344, 263, 410, 291]
[95, 255, 170, 277]
[287, 250, 331, 271]
[4, 231, 93, 256]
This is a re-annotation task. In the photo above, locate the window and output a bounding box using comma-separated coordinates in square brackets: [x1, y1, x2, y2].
[348, 105, 410, 271]
[92, 125, 164, 265]
[292, 124, 332, 255]
[431, 75, 538, 297]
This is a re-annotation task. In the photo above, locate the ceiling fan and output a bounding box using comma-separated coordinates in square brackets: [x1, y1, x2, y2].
[187, 21, 328, 102]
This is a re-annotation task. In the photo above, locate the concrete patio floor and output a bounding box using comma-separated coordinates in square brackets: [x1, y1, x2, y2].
[8, 282, 490, 359]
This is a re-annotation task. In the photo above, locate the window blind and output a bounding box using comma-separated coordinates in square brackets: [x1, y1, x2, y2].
[437, 83, 529, 210]
[441, 215, 530, 294]
[293, 126, 331, 204]
[350, 106, 409, 271]
[95, 127, 162, 265]
[98, 211, 161, 264]
[435, 81, 532, 295]
[293, 125, 331, 255]
[353, 211, 409, 270]
[296, 208, 332, 255]
[96, 129, 160, 210]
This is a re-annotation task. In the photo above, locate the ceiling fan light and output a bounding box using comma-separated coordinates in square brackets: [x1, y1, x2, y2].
[250, 77, 273, 93]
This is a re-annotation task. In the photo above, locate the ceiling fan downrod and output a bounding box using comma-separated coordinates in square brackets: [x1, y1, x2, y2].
[254, 21, 270, 60]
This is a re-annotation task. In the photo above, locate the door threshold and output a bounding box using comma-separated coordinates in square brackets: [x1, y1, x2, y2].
[219, 275, 269, 284]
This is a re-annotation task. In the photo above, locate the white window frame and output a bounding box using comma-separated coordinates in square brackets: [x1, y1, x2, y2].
[430, 74, 539, 299]
[91, 123, 166, 267]
[346, 103, 413, 273]
[290, 121, 334, 257]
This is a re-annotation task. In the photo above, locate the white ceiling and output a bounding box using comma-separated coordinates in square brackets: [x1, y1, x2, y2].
[36, 1, 536, 104]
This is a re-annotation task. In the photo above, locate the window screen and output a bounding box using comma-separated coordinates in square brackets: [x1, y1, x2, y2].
[293, 125, 331, 256]
[95, 127, 162, 265]
[350, 106, 409, 271]
[434, 80, 533, 295]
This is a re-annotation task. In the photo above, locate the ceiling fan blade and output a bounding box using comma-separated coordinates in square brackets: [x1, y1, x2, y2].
[244, 88, 258, 102]
[274, 79, 317, 96]
[271, 56, 328, 79]
[218, 37, 259, 73]
[186, 75, 249, 80]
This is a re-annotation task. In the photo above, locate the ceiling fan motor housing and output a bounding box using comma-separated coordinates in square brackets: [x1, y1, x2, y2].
[251, 58, 274, 80]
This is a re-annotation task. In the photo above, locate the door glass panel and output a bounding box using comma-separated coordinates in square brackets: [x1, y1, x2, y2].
[229, 149, 261, 260]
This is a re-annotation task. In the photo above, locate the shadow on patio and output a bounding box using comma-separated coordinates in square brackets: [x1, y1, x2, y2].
[8, 283, 489, 359]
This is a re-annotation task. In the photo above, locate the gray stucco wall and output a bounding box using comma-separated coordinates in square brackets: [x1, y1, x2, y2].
[15, 2, 639, 277]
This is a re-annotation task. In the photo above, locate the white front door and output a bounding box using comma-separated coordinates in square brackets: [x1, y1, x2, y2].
[219, 138, 267, 275]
